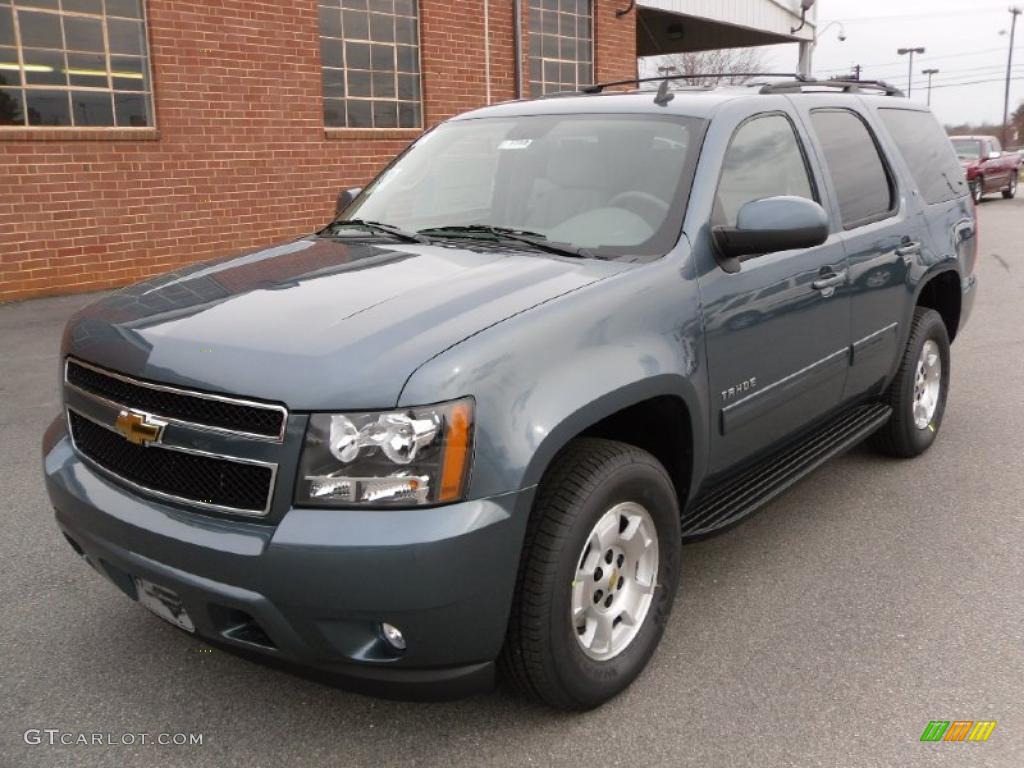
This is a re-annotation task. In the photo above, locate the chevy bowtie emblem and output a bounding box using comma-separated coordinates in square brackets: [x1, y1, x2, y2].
[114, 410, 166, 446]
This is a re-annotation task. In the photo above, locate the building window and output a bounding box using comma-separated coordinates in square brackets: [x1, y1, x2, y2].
[528, 0, 592, 97]
[319, 0, 422, 129]
[0, 0, 153, 128]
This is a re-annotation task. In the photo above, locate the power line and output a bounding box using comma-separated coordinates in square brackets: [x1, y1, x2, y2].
[821, 6, 1017, 24]
[928, 75, 1024, 90]
[914, 65, 1024, 86]
[815, 47, 1007, 74]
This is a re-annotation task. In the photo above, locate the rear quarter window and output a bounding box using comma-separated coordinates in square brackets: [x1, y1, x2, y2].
[878, 109, 967, 205]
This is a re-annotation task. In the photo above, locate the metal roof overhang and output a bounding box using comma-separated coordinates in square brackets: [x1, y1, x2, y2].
[636, 0, 816, 56]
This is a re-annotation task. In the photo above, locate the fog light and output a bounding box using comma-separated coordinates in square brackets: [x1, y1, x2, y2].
[380, 622, 406, 651]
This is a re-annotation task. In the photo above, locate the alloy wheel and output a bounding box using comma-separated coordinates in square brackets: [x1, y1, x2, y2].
[912, 339, 942, 429]
[571, 502, 659, 661]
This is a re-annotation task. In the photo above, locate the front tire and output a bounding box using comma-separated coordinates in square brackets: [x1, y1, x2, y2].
[1003, 172, 1018, 199]
[871, 307, 950, 458]
[499, 438, 681, 710]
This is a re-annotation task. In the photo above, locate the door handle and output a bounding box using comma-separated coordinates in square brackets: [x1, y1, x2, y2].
[896, 242, 921, 262]
[812, 269, 847, 296]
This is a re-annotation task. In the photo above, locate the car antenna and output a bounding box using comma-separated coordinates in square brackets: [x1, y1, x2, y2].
[653, 78, 675, 106]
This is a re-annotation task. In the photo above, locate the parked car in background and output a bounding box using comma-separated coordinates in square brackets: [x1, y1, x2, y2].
[950, 135, 1021, 203]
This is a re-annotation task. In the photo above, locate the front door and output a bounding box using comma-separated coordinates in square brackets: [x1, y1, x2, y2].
[699, 111, 850, 475]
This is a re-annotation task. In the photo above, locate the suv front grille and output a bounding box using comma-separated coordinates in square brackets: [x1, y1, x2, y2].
[66, 359, 285, 439]
[69, 411, 274, 514]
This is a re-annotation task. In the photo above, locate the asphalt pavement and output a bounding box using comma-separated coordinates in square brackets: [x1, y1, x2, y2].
[1, 196, 1022, 768]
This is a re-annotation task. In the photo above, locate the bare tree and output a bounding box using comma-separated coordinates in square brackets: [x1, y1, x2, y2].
[642, 47, 770, 87]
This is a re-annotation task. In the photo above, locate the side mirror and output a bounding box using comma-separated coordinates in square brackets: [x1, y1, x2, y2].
[987, 151, 1001, 160]
[712, 196, 829, 274]
[335, 187, 363, 217]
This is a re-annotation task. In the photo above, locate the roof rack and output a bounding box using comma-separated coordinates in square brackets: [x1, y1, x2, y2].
[758, 78, 904, 97]
[580, 73, 805, 94]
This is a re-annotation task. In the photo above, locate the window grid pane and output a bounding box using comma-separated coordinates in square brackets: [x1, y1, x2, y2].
[2, 0, 154, 127]
[319, 0, 422, 129]
[528, 0, 592, 98]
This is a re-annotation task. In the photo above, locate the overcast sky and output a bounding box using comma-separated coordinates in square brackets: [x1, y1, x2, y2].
[759, 0, 1022, 128]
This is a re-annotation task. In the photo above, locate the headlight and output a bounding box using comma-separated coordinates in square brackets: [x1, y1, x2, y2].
[295, 398, 474, 507]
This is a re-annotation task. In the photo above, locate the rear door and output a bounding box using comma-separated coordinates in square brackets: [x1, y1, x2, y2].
[792, 98, 918, 400]
[874, 107, 975, 318]
[698, 109, 850, 474]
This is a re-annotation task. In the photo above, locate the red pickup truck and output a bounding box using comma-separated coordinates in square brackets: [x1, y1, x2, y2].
[950, 135, 1021, 203]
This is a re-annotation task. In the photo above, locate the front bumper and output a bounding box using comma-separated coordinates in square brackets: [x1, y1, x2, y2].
[43, 417, 534, 700]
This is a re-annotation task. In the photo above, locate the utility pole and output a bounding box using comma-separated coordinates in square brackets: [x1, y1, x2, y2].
[898, 47, 926, 98]
[923, 68, 939, 105]
[852, 64, 862, 80]
[1004, 7, 1021, 148]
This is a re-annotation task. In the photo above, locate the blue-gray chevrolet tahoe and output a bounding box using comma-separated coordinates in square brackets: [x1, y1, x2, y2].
[43, 76, 977, 710]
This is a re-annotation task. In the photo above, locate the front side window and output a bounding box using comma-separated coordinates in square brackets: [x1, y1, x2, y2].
[714, 113, 815, 225]
[810, 109, 895, 228]
[319, 0, 422, 129]
[0, 0, 152, 127]
[341, 113, 705, 259]
[528, 0, 592, 97]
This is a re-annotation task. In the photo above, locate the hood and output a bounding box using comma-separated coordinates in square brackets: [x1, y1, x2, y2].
[64, 236, 627, 410]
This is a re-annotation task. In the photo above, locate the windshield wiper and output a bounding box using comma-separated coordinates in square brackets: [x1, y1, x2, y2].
[418, 225, 593, 259]
[322, 219, 430, 244]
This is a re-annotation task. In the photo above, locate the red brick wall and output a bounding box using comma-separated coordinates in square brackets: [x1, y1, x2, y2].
[0, 1, 636, 302]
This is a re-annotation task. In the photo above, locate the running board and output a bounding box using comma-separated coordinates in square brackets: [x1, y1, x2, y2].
[681, 402, 892, 539]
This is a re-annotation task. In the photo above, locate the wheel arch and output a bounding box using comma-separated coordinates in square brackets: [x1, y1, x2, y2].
[521, 376, 702, 511]
[915, 266, 962, 342]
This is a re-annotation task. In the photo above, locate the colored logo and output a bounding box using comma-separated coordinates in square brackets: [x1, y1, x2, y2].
[920, 721, 997, 742]
[114, 409, 166, 446]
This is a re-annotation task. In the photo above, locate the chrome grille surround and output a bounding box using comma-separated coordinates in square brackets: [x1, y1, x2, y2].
[65, 357, 288, 442]
[63, 358, 286, 517]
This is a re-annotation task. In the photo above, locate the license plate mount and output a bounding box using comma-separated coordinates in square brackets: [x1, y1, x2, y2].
[135, 578, 195, 633]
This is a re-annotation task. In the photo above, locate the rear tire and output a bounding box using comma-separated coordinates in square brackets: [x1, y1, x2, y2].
[871, 307, 950, 458]
[1003, 173, 1018, 199]
[499, 438, 681, 710]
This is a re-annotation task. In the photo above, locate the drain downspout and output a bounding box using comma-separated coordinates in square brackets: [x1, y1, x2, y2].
[484, 0, 492, 104]
[513, 0, 523, 99]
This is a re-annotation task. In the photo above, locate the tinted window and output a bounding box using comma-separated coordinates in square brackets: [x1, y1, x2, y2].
[879, 109, 967, 205]
[715, 113, 815, 225]
[810, 110, 894, 227]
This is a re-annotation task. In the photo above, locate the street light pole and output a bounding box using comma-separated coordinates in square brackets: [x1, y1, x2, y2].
[1004, 7, 1021, 147]
[923, 68, 939, 106]
[897, 47, 926, 98]
[798, 20, 846, 77]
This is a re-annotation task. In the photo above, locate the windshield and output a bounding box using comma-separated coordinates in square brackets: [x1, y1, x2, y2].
[951, 139, 981, 161]
[340, 113, 706, 259]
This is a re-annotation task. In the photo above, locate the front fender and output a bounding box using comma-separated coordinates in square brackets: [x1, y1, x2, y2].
[398, 254, 710, 503]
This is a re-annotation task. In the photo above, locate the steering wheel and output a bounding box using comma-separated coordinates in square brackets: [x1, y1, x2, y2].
[606, 190, 670, 228]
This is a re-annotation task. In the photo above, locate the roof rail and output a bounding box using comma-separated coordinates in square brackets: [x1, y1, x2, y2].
[759, 78, 904, 97]
[580, 72, 805, 94]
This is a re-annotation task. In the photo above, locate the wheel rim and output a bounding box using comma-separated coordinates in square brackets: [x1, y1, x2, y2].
[571, 501, 659, 662]
[912, 339, 942, 430]
[972, 182, 982, 202]
[1011, 176, 1018, 195]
